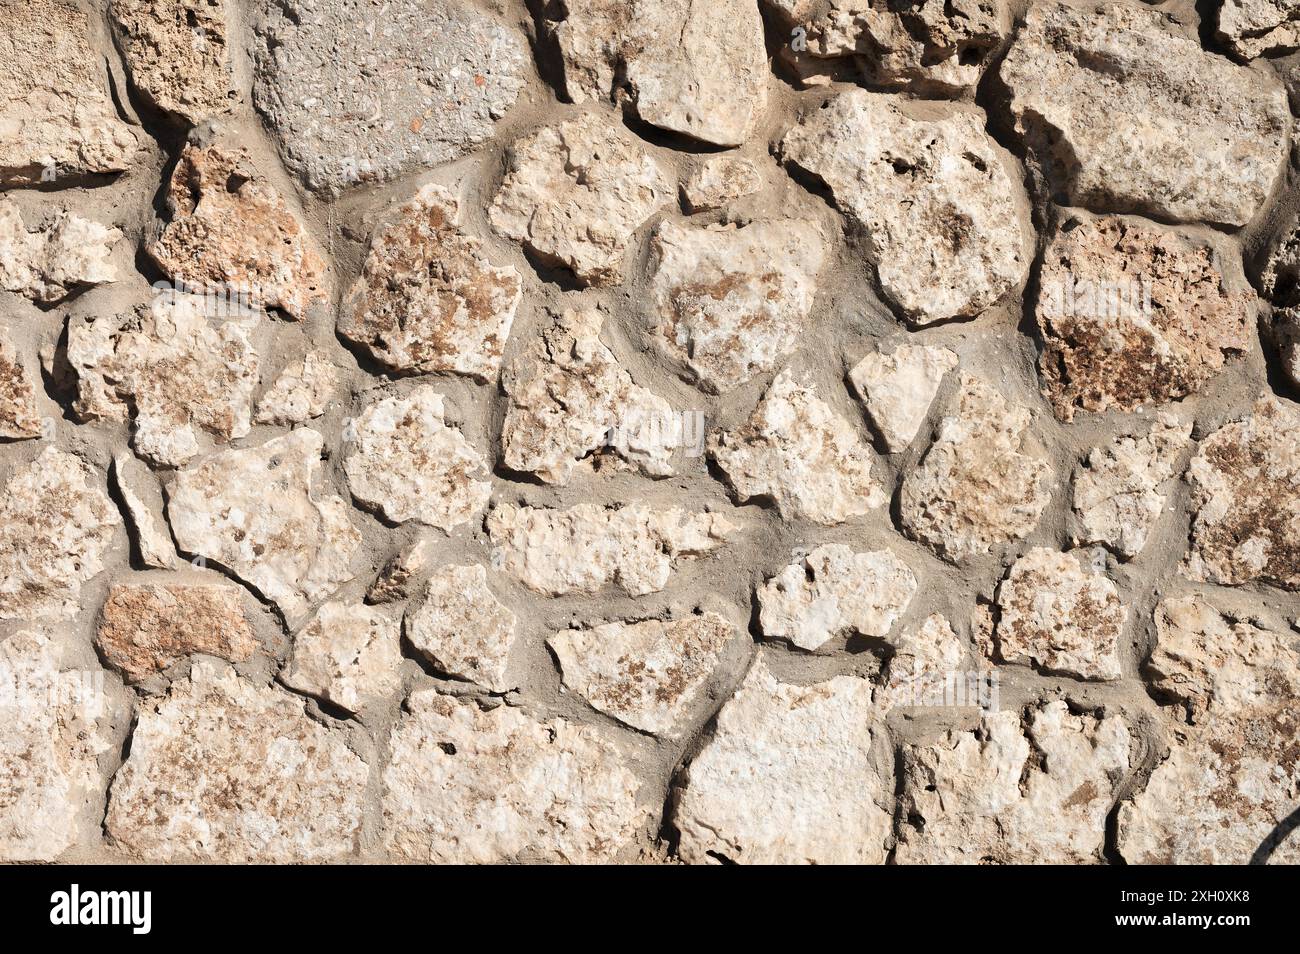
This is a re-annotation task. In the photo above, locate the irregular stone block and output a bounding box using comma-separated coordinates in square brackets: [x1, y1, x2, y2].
[254, 351, 338, 426]
[681, 156, 763, 212]
[0, 338, 42, 440]
[366, 537, 438, 606]
[281, 601, 402, 714]
[111, 453, 178, 570]
[849, 344, 957, 452]
[405, 565, 518, 694]
[0, 197, 121, 303]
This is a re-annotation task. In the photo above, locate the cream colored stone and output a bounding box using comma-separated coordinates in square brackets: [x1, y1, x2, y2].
[849, 344, 958, 452]
[0, 338, 42, 440]
[681, 157, 763, 212]
[111, 453, 177, 570]
[255, 351, 338, 425]
[281, 601, 402, 714]
[343, 387, 491, 530]
[405, 565, 518, 694]
[382, 691, 645, 862]
[487, 503, 737, 597]
[366, 537, 439, 605]
[759, 544, 917, 651]
[0, 197, 121, 303]
[881, 614, 985, 710]
[1219, 0, 1300, 58]
[647, 220, 827, 393]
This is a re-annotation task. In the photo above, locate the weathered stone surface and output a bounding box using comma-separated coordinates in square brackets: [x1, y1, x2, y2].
[1072, 413, 1190, 558]
[1185, 397, 1300, 590]
[281, 601, 402, 714]
[405, 565, 518, 694]
[339, 184, 522, 382]
[548, 612, 736, 737]
[343, 387, 491, 529]
[68, 292, 259, 467]
[994, 549, 1126, 681]
[148, 143, 327, 320]
[1118, 596, 1300, 864]
[489, 113, 672, 287]
[383, 691, 644, 862]
[366, 537, 438, 605]
[1036, 216, 1251, 420]
[488, 503, 737, 597]
[998, 1, 1288, 227]
[0, 197, 121, 303]
[253, 0, 527, 195]
[674, 655, 891, 864]
[111, 453, 177, 570]
[681, 157, 763, 212]
[647, 220, 827, 393]
[546, 0, 768, 147]
[896, 702, 1130, 863]
[106, 662, 367, 861]
[167, 429, 361, 623]
[709, 370, 886, 525]
[0, 0, 140, 186]
[881, 613, 983, 710]
[0, 338, 42, 440]
[849, 344, 957, 452]
[1257, 213, 1300, 387]
[501, 308, 676, 484]
[254, 351, 338, 426]
[110, 0, 237, 125]
[780, 89, 1029, 325]
[96, 581, 255, 683]
[1219, 0, 1300, 59]
[900, 373, 1053, 561]
[0, 448, 120, 621]
[0, 630, 117, 861]
[758, 545, 917, 651]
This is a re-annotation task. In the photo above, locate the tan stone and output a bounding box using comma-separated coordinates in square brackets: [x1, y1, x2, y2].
[405, 565, 518, 694]
[0, 338, 42, 440]
[111, 453, 177, 570]
[339, 184, 521, 382]
[849, 344, 958, 452]
[281, 601, 402, 714]
[681, 157, 763, 212]
[1219, 0, 1300, 59]
[255, 351, 338, 425]
[0, 197, 121, 303]
[382, 691, 645, 862]
[366, 537, 439, 605]
[880, 614, 986, 710]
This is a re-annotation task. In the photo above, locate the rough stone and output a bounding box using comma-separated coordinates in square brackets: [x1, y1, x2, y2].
[710, 370, 885, 525]
[1072, 413, 1191, 558]
[0, 197, 122, 303]
[1219, 0, 1300, 59]
[366, 537, 438, 605]
[994, 548, 1127, 681]
[252, 0, 527, 195]
[681, 157, 763, 212]
[0, 448, 120, 621]
[106, 662, 368, 861]
[1185, 396, 1300, 590]
[343, 387, 491, 530]
[281, 601, 402, 714]
[0, 630, 117, 861]
[997, 1, 1288, 227]
[489, 113, 672, 287]
[382, 690, 645, 862]
[338, 184, 522, 382]
[0, 338, 42, 440]
[545, 0, 768, 147]
[405, 564, 518, 694]
[673, 655, 891, 864]
[111, 453, 178, 570]
[647, 220, 827, 393]
[780, 89, 1030, 325]
[96, 581, 256, 683]
[109, 0, 237, 125]
[166, 429, 361, 624]
[758, 545, 917, 651]
[548, 612, 736, 737]
[147, 143, 327, 321]
[1256, 213, 1300, 387]
[501, 308, 677, 484]
[880, 613, 982, 710]
[1118, 596, 1300, 864]
[896, 702, 1130, 863]
[849, 344, 958, 452]
[1036, 216, 1252, 420]
[254, 351, 338, 426]
[68, 291, 260, 467]
[487, 503, 737, 597]
[900, 373, 1053, 561]
[0, 0, 140, 186]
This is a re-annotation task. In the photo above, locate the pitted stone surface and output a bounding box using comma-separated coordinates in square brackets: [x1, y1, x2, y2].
[255, 351, 338, 426]
[709, 370, 886, 525]
[849, 344, 958, 452]
[382, 691, 645, 863]
[487, 503, 737, 597]
[548, 612, 737, 737]
[343, 387, 491, 530]
[681, 157, 763, 212]
[339, 184, 522, 382]
[405, 564, 518, 694]
[0, 197, 121, 303]
[111, 453, 177, 570]
[758, 545, 917, 651]
[997, 1, 1288, 227]
[647, 219, 828, 393]
[106, 662, 368, 861]
[252, 0, 527, 195]
[673, 655, 892, 865]
[0, 339, 42, 440]
[366, 537, 438, 606]
[780, 88, 1030, 325]
[281, 601, 402, 714]
[900, 373, 1053, 560]
[1219, 0, 1300, 59]
[489, 113, 672, 287]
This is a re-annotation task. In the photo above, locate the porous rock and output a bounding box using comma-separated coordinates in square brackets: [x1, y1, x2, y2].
[255, 351, 338, 426]
[0, 197, 121, 303]
[405, 565, 518, 694]
[849, 344, 958, 452]
[681, 156, 763, 212]
[281, 601, 402, 714]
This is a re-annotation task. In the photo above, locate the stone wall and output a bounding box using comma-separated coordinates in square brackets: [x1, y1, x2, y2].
[1, 0, 1298, 864]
